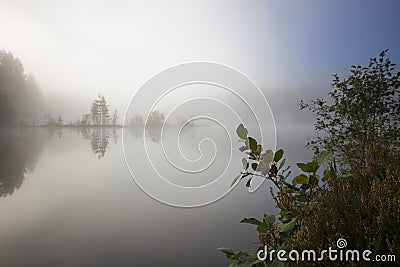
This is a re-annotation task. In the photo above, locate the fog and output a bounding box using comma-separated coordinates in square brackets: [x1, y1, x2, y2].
[2, 0, 399, 123]
[2, 1, 400, 266]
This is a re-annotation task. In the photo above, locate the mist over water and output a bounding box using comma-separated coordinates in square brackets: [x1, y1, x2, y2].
[0, 123, 312, 267]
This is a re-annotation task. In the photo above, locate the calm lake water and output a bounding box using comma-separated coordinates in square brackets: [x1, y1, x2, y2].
[0, 124, 312, 267]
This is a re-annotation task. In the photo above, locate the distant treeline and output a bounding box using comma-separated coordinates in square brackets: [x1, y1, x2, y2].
[0, 50, 191, 128]
[0, 50, 120, 127]
[57, 94, 119, 127]
[0, 50, 44, 126]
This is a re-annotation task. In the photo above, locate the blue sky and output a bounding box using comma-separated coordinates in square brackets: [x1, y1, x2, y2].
[234, 0, 400, 86]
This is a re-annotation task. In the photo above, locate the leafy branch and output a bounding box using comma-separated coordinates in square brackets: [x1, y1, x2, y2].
[219, 124, 332, 267]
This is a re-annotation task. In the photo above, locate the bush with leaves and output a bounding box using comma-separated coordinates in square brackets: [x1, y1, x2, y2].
[293, 50, 400, 266]
[220, 51, 400, 267]
[300, 50, 400, 172]
[290, 152, 400, 266]
[219, 124, 332, 267]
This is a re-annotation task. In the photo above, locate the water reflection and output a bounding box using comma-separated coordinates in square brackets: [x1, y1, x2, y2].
[44, 127, 64, 140]
[0, 124, 312, 267]
[0, 124, 202, 197]
[72, 127, 118, 159]
[0, 124, 312, 199]
[145, 125, 162, 143]
[127, 124, 163, 143]
[0, 128, 44, 197]
[0, 125, 167, 195]
[0, 127, 122, 197]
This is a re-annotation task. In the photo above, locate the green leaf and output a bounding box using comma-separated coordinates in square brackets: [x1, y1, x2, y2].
[218, 247, 235, 259]
[279, 210, 292, 223]
[260, 158, 272, 168]
[248, 137, 257, 151]
[277, 217, 297, 233]
[236, 124, 248, 140]
[257, 160, 269, 174]
[322, 168, 330, 182]
[251, 163, 258, 171]
[263, 214, 275, 226]
[240, 217, 263, 226]
[315, 150, 331, 165]
[297, 161, 318, 173]
[261, 149, 274, 163]
[278, 158, 286, 170]
[274, 149, 284, 162]
[292, 174, 309, 185]
[231, 251, 248, 261]
[257, 224, 269, 233]
[255, 144, 262, 155]
[239, 146, 247, 152]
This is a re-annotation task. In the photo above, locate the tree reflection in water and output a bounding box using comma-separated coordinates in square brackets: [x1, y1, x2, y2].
[90, 129, 109, 159]
[145, 125, 162, 143]
[0, 125, 165, 197]
[74, 127, 118, 159]
[0, 128, 44, 197]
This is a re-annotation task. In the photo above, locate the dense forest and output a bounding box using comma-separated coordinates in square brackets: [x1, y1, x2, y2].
[0, 50, 44, 126]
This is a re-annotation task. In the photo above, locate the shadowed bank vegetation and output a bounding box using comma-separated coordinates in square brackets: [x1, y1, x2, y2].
[0, 128, 44, 197]
[220, 50, 400, 266]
